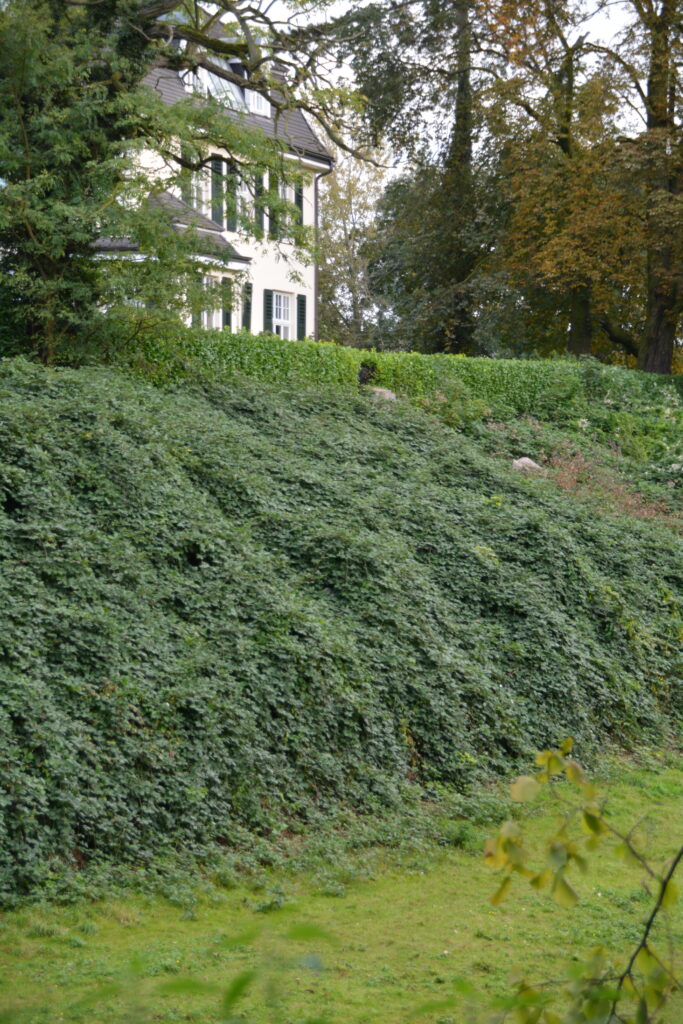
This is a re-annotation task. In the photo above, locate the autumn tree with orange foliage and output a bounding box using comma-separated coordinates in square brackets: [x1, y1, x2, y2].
[341, 0, 682, 372]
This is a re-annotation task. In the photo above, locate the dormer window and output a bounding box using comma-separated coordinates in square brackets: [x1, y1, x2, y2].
[247, 90, 270, 117]
[185, 60, 246, 110]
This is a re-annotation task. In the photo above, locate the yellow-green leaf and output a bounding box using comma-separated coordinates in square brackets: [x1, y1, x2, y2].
[511, 775, 541, 803]
[530, 868, 552, 891]
[581, 781, 598, 800]
[491, 875, 512, 907]
[500, 820, 522, 840]
[506, 840, 527, 867]
[565, 760, 585, 786]
[484, 837, 502, 868]
[616, 842, 643, 869]
[559, 738, 574, 755]
[622, 975, 637, 998]
[582, 810, 603, 835]
[573, 853, 589, 875]
[661, 879, 679, 909]
[635, 946, 657, 976]
[552, 875, 578, 908]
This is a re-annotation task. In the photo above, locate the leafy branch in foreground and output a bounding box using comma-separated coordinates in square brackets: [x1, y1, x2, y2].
[485, 740, 682, 1024]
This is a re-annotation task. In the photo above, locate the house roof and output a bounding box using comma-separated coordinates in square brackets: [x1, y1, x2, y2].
[143, 66, 334, 166]
[94, 191, 251, 262]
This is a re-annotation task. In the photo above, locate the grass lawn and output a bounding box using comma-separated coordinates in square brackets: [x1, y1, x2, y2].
[1, 759, 681, 1024]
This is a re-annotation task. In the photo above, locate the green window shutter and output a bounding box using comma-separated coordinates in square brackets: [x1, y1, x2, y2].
[296, 294, 307, 340]
[210, 155, 223, 226]
[263, 289, 274, 333]
[241, 283, 252, 331]
[191, 273, 202, 328]
[181, 170, 193, 206]
[222, 278, 232, 331]
[254, 173, 265, 236]
[269, 174, 280, 240]
[180, 145, 194, 206]
[294, 183, 304, 226]
[226, 160, 238, 233]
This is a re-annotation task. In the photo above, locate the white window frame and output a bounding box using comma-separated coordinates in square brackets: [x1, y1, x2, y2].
[183, 167, 210, 217]
[202, 306, 222, 330]
[239, 177, 254, 221]
[201, 277, 221, 330]
[273, 291, 291, 339]
[186, 66, 247, 111]
[247, 89, 270, 117]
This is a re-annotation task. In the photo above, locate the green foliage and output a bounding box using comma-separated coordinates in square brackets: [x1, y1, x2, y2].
[0, 356, 681, 902]
[0, 0, 151, 357]
[0, 762, 680, 1023]
[317, 146, 390, 348]
[0, 0, 332, 362]
[486, 744, 682, 1023]
[129, 330, 683, 485]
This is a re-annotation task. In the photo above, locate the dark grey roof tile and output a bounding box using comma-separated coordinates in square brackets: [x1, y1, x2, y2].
[94, 191, 250, 262]
[143, 67, 333, 164]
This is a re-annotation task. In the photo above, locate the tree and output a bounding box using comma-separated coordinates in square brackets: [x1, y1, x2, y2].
[0, 0, 350, 361]
[476, 1, 643, 360]
[593, 0, 683, 373]
[317, 146, 389, 347]
[339, 0, 502, 354]
[480, 0, 683, 373]
[339, 0, 682, 371]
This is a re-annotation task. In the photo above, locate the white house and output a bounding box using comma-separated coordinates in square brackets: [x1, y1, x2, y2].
[137, 64, 334, 340]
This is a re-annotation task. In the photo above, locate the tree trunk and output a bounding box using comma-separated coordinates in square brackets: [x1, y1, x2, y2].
[637, 0, 680, 373]
[448, 0, 473, 172]
[639, 286, 678, 372]
[567, 282, 593, 355]
[442, 0, 477, 353]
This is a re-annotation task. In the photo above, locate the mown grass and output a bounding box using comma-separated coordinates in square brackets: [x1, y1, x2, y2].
[1, 758, 681, 1024]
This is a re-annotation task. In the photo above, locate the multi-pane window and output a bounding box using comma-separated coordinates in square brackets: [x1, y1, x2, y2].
[273, 292, 291, 339]
[180, 159, 206, 213]
[247, 89, 270, 116]
[201, 277, 221, 330]
[186, 66, 246, 110]
[269, 177, 305, 237]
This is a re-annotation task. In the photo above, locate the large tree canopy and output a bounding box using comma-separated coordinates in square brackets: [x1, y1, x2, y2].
[332, 0, 683, 372]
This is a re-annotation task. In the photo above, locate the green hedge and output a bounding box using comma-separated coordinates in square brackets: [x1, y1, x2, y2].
[1, 358, 681, 901]
[131, 329, 683, 439]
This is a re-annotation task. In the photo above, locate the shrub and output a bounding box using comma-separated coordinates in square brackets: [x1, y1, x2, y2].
[125, 331, 683, 462]
[0, 357, 680, 901]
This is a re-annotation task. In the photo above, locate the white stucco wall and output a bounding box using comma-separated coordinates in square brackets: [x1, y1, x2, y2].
[135, 149, 326, 337]
[198, 154, 324, 339]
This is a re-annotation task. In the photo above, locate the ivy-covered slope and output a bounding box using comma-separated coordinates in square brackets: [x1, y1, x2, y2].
[1, 358, 681, 899]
